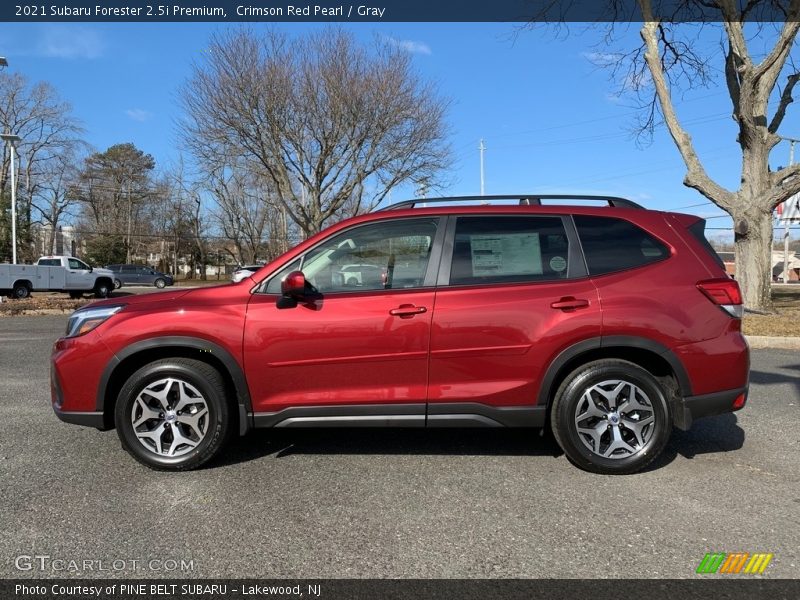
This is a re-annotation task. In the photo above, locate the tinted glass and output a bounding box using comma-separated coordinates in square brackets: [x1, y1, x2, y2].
[449, 216, 570, 285]
[39, 259, 59, 266]
[688, 219, 726, 270]
[574, 215, 669, 275]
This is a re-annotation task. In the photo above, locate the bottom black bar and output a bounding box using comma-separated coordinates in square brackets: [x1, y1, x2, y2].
[2, 579, 799, 600]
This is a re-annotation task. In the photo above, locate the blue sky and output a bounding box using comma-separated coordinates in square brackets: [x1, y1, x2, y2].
[2, 21, 799, 242]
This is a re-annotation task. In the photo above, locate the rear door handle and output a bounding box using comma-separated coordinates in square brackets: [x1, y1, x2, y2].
[550, 297, 589, 310]
[389, 304, 427, 318]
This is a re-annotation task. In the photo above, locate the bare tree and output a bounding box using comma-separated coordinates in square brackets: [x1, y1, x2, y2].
[30, 144, 84, 254]
[536, 2, 800, 311]
[180, 28, 451, 238]
[207, 162, 276, 265]
[0, 71, 83, 261]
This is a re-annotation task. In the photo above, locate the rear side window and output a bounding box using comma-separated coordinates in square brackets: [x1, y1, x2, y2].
[449, 216, 570, 285]
[574, 215, 669, 276]
[38, 259, 59, 266]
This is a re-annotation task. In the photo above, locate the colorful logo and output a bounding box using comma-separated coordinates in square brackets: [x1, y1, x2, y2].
[696, 552, 773, 574]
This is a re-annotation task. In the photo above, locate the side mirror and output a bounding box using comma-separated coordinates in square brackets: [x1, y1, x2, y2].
[281, 271, 307, 299]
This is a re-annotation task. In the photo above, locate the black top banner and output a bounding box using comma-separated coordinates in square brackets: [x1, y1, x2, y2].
[1, 0, 798, 23]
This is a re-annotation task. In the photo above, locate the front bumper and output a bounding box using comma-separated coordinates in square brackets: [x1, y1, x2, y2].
[673, 386, 748, 430]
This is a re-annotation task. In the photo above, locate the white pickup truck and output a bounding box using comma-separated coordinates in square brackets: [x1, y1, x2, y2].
[0, 256, 115, 299]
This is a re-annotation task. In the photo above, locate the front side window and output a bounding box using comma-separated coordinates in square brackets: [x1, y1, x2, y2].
[449, 216, 571, 285]
[68, 258, 88, 270]
[265, 218, 438, 294]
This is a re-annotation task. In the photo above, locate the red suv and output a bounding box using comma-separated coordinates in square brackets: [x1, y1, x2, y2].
[51, 196, 749, 474]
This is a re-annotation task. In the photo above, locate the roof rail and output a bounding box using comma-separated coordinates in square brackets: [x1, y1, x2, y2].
[380, 195, 644, 211]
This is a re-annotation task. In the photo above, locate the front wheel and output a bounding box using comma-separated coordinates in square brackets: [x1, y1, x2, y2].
[551, 359, 672, 475]
[154, 278, 166, 289]
[114, 358, 232, 470]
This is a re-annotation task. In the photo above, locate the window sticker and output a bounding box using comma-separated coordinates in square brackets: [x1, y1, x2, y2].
[549, 255, 567, 272]
[470, 233, 542, 276]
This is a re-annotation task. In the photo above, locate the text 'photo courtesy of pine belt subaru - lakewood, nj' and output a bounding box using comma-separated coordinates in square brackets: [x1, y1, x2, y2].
[50, 195, 750, 475]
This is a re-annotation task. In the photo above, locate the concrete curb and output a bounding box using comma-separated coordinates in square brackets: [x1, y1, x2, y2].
[746, 335, 800, 349]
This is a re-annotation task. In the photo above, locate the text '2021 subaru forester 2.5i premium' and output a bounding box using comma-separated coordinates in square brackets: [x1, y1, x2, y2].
[51, 195, 749, 474]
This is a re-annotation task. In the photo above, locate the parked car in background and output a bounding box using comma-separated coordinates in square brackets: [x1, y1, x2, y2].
[231, 265, 264, 283]
[105, 265, 174, 289]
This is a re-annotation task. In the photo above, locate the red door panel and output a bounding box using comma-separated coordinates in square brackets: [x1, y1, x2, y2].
[428, 280, 601, 407]
[244, 290, 434, 412]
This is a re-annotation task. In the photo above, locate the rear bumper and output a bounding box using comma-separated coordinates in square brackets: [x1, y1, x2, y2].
[53, 407, 107, 429]
[673, 386, 748, 430]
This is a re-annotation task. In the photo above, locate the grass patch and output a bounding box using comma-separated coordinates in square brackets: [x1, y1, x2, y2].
[742, 286, 800, 337]
[0, 295, 90, 316]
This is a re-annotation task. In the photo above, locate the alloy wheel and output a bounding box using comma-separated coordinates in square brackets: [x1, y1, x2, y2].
[574, 379, 655, 459]
[130, 377, 209, 458]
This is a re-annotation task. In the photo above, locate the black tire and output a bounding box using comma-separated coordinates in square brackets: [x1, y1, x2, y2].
[154, 278, 166, 289]
[113, 278, 122, 289]
[94, 280, 111, 298]
[69, 291, 83, 299]
[12, 283, 30, 299]
[551, 359, 672, 475]
[115, 358, 232, 471]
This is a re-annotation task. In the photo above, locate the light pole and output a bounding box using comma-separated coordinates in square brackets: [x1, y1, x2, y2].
[2, 133, 22, 264]
[779, 136, 800, 284]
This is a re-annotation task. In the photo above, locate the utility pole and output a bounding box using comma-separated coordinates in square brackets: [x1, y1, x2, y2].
[479, 139, 486, 196]
[787, 142, 794, 284]
[2, 133, 22, 264]
[780, 137, 799, 284]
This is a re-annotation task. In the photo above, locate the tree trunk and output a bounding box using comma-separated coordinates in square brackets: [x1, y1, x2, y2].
[733, 207, 774, 312]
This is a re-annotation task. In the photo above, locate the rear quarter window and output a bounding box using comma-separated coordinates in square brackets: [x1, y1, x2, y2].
[574, 215, 669, 276]
[687, 219, 726, 271]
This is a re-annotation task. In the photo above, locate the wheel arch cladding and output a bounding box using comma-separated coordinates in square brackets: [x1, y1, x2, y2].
[97, 337, 252, 434]
[537, 336, 691, 409]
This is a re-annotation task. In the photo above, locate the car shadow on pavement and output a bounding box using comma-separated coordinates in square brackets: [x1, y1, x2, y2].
[646, 413, 745, 472]
[749, 364, 800, 398]
[213, 428, 564, 468]
[214, 415, 747, 470]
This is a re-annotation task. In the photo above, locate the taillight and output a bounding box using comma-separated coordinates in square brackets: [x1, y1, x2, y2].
[697, 278, 743, 318]
[732, 392, 747, 410]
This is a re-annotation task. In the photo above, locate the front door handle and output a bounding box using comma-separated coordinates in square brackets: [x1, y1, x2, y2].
[389, 304, 427, 318]
[550, 297, 589, 310]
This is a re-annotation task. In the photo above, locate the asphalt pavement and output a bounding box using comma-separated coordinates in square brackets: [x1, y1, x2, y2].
[0, 315, 798, 579]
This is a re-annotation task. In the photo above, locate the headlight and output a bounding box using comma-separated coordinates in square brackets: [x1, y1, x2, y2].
[65, 305, 124, 338]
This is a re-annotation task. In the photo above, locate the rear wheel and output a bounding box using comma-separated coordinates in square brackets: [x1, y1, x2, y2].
[114, 358, 232, 470]
[113, 278, 122, 289]
[551, 359, 672, 475]
[94, 280, 111, 298]
[11, 283, 30, 299]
